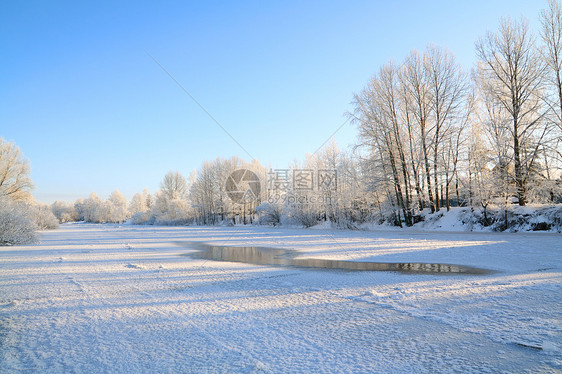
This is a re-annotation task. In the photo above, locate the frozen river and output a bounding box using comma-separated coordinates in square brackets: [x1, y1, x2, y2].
[0, 223, 560, 372]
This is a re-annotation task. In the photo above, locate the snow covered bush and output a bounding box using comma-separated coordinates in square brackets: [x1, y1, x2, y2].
[0, 198, 38, 245]
[411, 205, 562, 232]
[73, 198, 86, 221]
[107, 190, 129, 223]
[77, 191, 130, 223]
[128, 189, 192, 226]
[0, 199, 58, 246]
[331, 211, 359, 230]
[256, 202, 282, 226]
[527, 179, 562, 204]
[129, 211, 152, 225]
[129, 189, 151, 216]
[152, 195, 192, 225]
[283, 205, 321, 228]
[30, 203, 59, 230]
[81, 192, 108, 223]
[51, 201, 77, 222]
[505, 205, 562, 232]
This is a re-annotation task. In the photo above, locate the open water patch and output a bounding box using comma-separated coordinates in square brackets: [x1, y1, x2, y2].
[178, 242, 492, 275]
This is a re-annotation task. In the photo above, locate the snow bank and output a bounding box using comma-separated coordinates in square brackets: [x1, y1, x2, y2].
[358, 205, 562, 233]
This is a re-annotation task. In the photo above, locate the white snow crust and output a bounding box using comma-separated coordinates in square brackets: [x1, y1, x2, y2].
[0, 223, 560, 373]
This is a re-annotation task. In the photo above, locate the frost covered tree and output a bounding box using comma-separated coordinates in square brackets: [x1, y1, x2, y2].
[77, 191, 129, 223]
[128, 190, 152, 224]
[141, 172, 193, 225]
[476, 17, 547, 205]
[30, 203, 59, 230]
[108, 190, 129, 223]
[149, 190, 191, 225]
[354, 62, 414, 226]
[142, 188, 152, 209]
[465, 97, 507, 224]
[129, 176, 192, 226]
[82, 192, 108, 223]
[129, 188, 154, 224]
[0, 198, 38, 245]
[304, 141, 366, 227]
[161, 171, 188, 201]
[539, 0, 562, 201]
[424, 45, 470, 211]
[541, 0, 562, 137]
[401, 50, 436, 213]
[191, 160, 223, 224]
[0, 139, 39, 244]
[73, 198, 86, 221]
[161, 198, 191, 224]
[191, 158, 227, 224]
[353, 46, 470, 224]
[129, 192, 147, 216]
[51, 201, 77, 223]
[188, 157, 265, 225]
[0, 138, 33, 202]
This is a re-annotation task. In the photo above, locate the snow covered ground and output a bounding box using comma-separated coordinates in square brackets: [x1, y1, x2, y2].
[1, 223, 560, 373]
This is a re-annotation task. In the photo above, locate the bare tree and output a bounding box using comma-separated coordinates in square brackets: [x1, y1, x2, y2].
[189, 157, 247, 225]
[377, 63, 414, 225]
[472, 86, 513, 225]
[0, 138, 33, 202]
[541, 0, 562, 133]
[160, 171, 188, 201]
[540, 0, 562, 176]
[401, 51, 436, 212]
[354, 63, 414, 226]
[425, 45, 469, 211]
[398, 69, 425, 210]
[476, 17, 547, 205]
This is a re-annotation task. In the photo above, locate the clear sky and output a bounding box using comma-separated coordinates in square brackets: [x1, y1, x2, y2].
[1, 0, 546, 203]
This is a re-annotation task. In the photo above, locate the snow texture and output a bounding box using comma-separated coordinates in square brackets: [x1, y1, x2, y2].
[0, 223, 560, 373]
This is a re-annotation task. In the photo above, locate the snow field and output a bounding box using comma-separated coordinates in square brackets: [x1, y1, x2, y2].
[0, 223, 560, 373]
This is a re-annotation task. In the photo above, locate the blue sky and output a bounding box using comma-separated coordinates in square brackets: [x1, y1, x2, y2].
[1, 0, 545, 203]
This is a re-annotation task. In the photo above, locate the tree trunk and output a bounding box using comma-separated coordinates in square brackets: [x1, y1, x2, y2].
[433, 125, 440, 212]
[421, 131, 435, 213]
[445, 170, 451, 211]
[512, 118, 526, 206]
[455, 173, 460, 207]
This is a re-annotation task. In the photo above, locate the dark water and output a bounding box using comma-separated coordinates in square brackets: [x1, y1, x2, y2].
[178, 242, 492, 275]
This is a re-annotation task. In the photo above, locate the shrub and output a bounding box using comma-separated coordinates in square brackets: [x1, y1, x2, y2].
[130, 211, 151, 225]
[284, 206, 321, 228]
[0, 198, 38, 245]
[256, 202, 282, 226]
[30, 204, 59, 230]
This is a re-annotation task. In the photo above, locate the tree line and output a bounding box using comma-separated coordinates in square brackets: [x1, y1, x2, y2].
[352, 1, 562, 226]
[2, 1, 562, 243]
[0, 138, 58, 245]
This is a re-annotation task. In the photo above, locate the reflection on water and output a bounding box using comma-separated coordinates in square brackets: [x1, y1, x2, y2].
[179, 242, 491, 275]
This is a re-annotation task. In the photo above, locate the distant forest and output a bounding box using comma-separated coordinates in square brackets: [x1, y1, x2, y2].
[2, 1, 562, 244]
